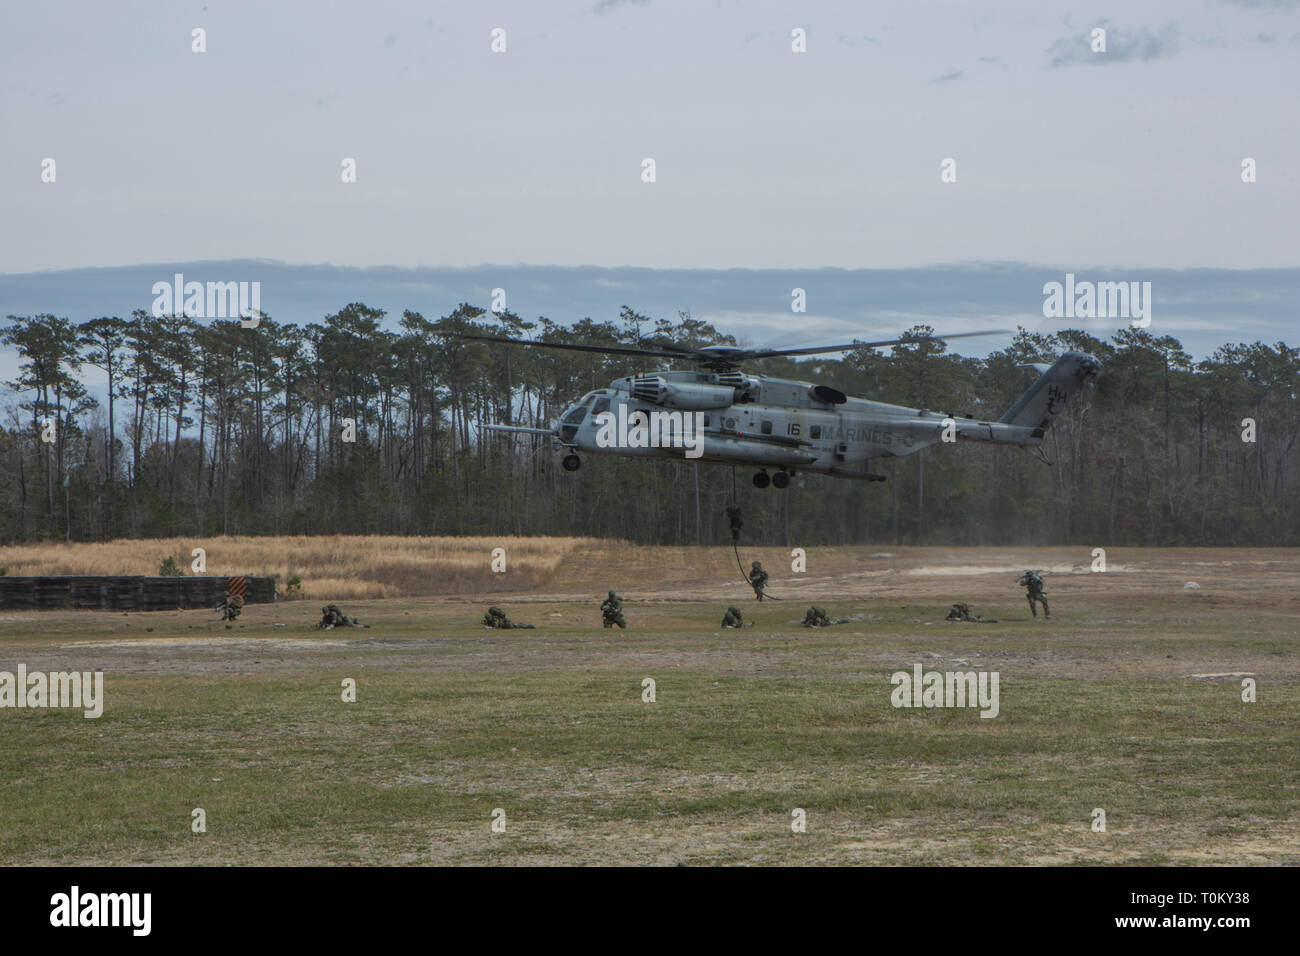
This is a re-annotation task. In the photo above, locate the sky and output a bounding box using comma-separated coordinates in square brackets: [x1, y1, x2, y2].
[2, 1, 1297, 385]
[1, 259, 1295, 358]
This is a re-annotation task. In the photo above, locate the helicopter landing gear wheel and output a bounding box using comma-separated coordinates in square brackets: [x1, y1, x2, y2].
[752, 471, 770, 489]
[771, 471, 790, 489]
[562, 454, 581, 472]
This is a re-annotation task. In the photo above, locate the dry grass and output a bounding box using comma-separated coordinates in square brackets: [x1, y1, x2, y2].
[0, 535, 608, 599]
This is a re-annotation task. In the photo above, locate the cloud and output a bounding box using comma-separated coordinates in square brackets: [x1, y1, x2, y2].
[1220, 0, 1300, 9]
[593, 0, 649, 14]
[4, 261, 1296, 363]
[1047, 23, 1180, 66]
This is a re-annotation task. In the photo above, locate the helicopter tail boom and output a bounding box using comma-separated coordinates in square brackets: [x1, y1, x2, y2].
[998, 352, 1101, 432]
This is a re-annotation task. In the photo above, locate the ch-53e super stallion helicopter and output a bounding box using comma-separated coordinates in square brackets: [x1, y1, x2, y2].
[457, 330, 1101, 488]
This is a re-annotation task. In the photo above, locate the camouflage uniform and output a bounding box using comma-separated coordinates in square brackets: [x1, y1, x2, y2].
[748, 561, 769, 601]
[726, 506, 744, 542]
[946, 603, 997, 623]
[1018, 571, 1050, 619]
[216, 592, 243, 621]
[320, 604, 367, 629]
[799, 606, 830, 627]
[721, 606, 744, 629]
[601, 591, 627, 629]
[482, 606, 534, 629]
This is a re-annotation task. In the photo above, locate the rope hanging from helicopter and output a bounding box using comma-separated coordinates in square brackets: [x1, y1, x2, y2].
[726, 467, 783, 601]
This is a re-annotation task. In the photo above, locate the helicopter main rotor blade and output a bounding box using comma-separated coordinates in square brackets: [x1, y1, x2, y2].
[743, 329, 1009, 359]
[446, 328, 1009, 364]
[482, 424, 556, 436]
[445, 332, 689, 361]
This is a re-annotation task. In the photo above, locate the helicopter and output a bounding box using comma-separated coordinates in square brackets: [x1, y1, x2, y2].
[456, 330, 1101, 488]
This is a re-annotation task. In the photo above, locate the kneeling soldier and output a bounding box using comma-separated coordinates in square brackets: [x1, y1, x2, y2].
[601, 590, 627, 629]
[216, 592, 243, 621]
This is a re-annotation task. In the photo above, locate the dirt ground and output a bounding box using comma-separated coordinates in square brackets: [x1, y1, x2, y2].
[8, 545, 1295, 682]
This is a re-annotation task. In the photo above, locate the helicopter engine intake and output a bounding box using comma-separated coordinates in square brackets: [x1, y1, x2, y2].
[808, 384, 847, 405]
[630, 375, 736, 411]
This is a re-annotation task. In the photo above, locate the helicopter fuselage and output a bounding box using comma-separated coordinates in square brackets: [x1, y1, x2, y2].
[550, 362, 1075, 481]
[468, 326, 1099, 485]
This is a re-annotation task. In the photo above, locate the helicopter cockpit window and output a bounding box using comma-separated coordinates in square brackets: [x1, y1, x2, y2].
[562, 405, 588, 425]
[592, 396, 611, 415]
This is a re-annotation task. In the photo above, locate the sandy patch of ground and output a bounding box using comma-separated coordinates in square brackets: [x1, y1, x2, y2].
[67, 636, 356, 649]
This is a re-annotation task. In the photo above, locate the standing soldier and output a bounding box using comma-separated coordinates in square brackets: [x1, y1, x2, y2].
[600, 590, 627, 629]
[748, 561, 769, 601]
[1018, 570, 1050, 619]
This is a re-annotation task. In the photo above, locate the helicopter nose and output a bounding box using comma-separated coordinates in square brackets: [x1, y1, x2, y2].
[559, 402, 588, 443]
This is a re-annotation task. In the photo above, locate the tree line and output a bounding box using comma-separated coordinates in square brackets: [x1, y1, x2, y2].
[2, 304, 1297, 548]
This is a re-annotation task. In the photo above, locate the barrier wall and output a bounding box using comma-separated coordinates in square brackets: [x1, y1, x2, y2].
[0, 575, 278, 611]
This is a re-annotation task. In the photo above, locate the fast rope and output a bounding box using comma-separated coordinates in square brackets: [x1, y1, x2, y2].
[731, 537, 781, 601]
[725, 469, 782, 601]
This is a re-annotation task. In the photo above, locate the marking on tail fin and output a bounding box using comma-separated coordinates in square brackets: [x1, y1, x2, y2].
[1000, 352, 1100, 430]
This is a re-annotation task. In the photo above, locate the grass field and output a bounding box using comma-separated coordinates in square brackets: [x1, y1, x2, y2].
[1, 543, 1297, 865]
